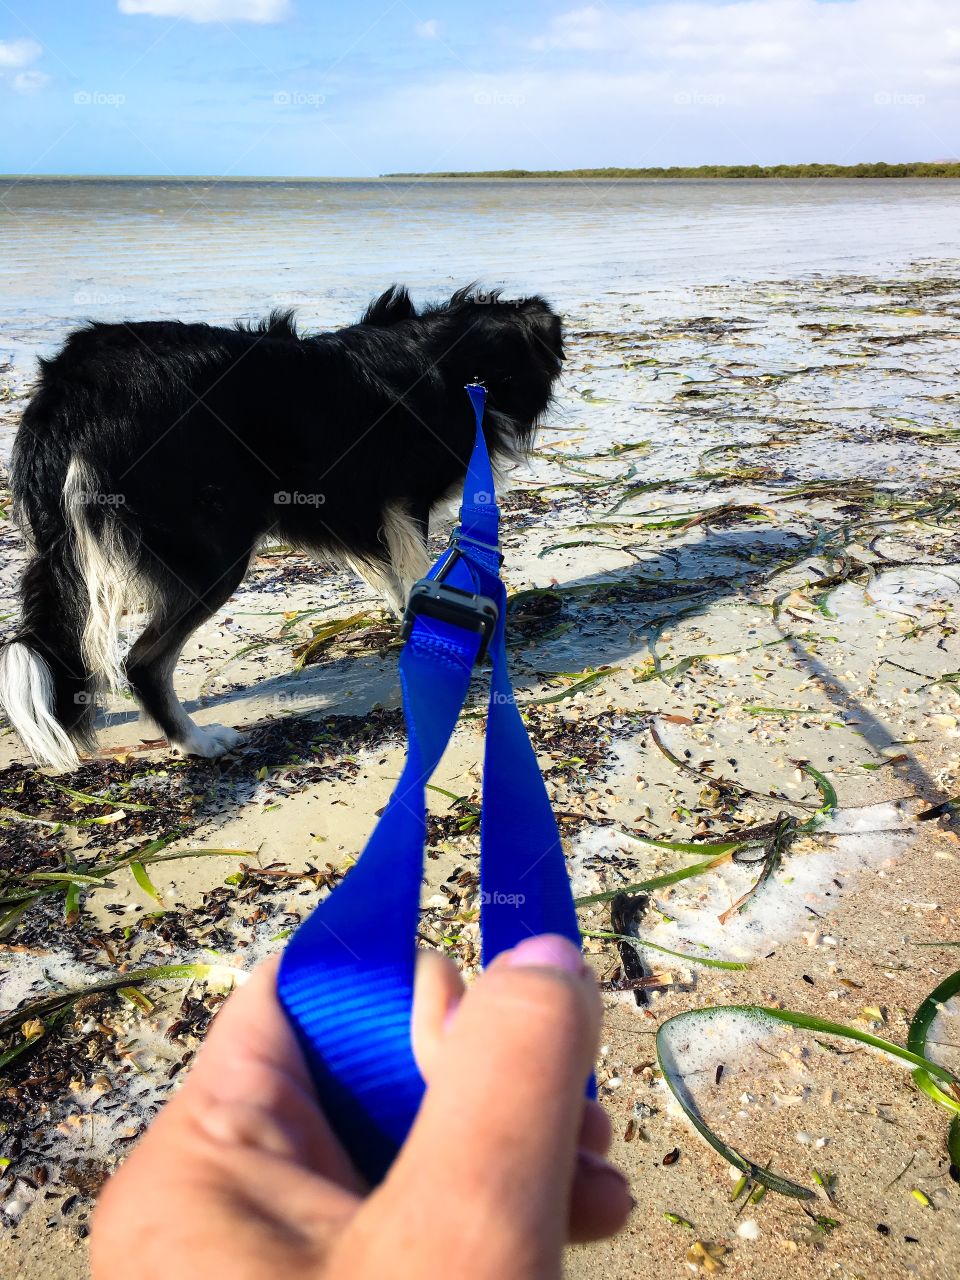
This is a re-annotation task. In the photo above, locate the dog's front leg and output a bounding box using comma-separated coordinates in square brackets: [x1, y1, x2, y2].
[410, 500, 431, 549]
[380, 501, 433, 614]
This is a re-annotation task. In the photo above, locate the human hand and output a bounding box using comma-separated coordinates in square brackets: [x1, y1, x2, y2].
[90, 934, 632, 1280]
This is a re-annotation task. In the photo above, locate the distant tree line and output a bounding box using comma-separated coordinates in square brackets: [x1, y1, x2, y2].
[385, 162, 960, 179]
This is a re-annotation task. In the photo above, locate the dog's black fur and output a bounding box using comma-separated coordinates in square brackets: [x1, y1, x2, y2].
[0, 286, 563, 769]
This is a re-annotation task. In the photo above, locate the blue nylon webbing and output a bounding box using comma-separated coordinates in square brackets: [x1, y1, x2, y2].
[277, 384, 586, 1185]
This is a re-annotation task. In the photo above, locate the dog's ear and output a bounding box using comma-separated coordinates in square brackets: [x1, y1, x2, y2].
[361, 285, 417, 326]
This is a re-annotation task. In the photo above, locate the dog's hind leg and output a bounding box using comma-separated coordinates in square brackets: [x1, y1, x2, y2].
[124, 567, 248, 760]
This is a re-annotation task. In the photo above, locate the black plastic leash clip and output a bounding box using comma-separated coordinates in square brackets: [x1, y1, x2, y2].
[400, 531, 499, 666]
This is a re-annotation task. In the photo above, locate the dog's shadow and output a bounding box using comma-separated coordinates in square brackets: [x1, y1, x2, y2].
[98, 524, 797, 731]
[97, 519, 901, 747]
[98, 519, 933, 803]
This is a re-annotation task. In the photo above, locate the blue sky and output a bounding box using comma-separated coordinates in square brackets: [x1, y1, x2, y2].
[0, 0, 957, 175]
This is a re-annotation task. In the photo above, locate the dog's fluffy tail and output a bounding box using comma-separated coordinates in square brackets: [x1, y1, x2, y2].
[0, 448, 140, 771]
[0, 640, 83, 772]
[0, 528, 95, 772]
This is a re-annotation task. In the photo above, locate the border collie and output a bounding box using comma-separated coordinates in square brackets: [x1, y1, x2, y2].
[0, 286, 563, 771]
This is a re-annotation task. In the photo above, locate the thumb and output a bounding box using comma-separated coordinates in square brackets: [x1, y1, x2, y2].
[368, 935, 613, 1276]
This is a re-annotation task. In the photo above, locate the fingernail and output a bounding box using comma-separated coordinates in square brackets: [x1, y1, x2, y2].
[576, 1147, 631, 1189]
[507, 934, 586, 974]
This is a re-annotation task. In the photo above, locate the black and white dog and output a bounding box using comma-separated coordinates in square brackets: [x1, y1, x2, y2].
[0, 286, 563, 771]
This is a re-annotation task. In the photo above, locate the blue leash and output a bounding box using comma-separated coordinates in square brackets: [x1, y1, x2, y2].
[278, 384, 586, 1185]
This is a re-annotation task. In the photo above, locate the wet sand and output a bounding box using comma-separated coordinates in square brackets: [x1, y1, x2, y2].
[2, 262, 960, 1277]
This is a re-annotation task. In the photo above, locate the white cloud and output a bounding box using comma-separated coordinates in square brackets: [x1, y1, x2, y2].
[416, 19, 440, 39]
[118, 0, 291, 22]
[340, 0, 960, 173]
[530, 0, 960, 101]
[13, 69, 50, 92]
[0, 38, 42, 68]
[0, 36, 47, 94]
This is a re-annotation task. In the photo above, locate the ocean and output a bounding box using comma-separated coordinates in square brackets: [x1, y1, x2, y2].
[1, 176, 958, 364]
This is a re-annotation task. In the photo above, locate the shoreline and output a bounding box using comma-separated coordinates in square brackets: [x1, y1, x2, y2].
[385, 163, 960, 180]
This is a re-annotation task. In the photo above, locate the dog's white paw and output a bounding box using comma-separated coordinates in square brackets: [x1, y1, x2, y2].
[173, 722, 244, 760]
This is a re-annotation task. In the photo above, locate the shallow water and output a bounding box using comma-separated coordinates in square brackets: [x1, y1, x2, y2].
[1, 176, 958, 366]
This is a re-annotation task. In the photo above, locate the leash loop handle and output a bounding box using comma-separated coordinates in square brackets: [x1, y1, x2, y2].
[278, 383, 585, 1184]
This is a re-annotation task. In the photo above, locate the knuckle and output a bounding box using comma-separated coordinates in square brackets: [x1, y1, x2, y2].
[483, 966, 591, 1045]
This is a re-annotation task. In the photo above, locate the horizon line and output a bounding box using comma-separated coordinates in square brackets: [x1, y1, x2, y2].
[2, 160, 960, 183]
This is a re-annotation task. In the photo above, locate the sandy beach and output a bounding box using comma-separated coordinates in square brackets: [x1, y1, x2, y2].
[1, 181, 959, 1278]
